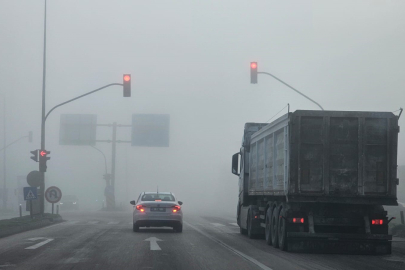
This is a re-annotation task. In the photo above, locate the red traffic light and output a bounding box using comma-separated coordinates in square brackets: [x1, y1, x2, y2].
[250, 62, 258, 84]
[123, 74, 131, 97]
[40, 150, 47, 157]
[123, 75, 131, 82]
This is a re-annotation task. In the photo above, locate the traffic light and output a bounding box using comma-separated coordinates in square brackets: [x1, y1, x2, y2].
[250, 62, 258, 84]
[123, 74, 131, 97]
[39, 150, 50, 172]
[30, 150, 39, 162]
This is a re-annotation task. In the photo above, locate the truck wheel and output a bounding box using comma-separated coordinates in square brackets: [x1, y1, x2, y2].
[247, 211, 256, 239]
[265, 207, 272, 245]
[271, 205, 279, 248]
[278, 205, 288, 251]
[238, 206, 247, 235]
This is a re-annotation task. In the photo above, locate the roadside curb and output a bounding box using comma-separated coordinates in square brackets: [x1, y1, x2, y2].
[0, 217, 64, 238]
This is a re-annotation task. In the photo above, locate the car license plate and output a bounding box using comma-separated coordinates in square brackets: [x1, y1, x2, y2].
[151, 207, 166, 212]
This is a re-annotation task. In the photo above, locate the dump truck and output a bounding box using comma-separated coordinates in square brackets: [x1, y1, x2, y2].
[232, 110, 400, 254]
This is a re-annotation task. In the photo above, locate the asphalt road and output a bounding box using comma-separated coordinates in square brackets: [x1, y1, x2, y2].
[0, 210, 404, 270]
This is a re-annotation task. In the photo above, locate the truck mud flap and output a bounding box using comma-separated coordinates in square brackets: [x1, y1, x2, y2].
[286, 233, 392, 254]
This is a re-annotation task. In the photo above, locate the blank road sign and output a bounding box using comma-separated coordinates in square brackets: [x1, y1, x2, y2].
[132, 114, 170, 147]
[59, 114, 97, 145]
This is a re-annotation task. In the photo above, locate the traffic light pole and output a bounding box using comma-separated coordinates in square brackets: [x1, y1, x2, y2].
[37, 1, 130, 214]
[39, 0, 47, 215]
[257, 71, 324, 111]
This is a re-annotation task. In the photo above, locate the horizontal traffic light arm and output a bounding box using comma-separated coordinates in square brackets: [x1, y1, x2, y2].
[44, 83, 123, 121]
[257, 71, 324, 111]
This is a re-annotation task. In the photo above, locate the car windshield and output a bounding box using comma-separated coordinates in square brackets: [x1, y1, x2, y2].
[141, 193, 175, 202]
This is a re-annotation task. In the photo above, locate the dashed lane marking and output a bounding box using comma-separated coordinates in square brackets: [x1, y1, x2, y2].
[210, 223, 225, 227]
[87, 221, 99, 224]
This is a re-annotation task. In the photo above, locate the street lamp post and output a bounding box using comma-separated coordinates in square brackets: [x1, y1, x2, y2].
[90, 145, 108, 176]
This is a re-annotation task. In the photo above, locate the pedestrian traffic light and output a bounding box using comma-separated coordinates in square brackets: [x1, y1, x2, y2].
[30, 149, 39, 162]
[250, 62, 258, 84]
[123, 74, 131, 97]
[39, 150, 50, 172]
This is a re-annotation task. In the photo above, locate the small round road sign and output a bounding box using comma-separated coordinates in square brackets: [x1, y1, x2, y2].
[45, 186, 62, 204]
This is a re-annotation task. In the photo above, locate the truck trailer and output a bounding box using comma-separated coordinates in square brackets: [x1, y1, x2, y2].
[232, 110, 399, 254]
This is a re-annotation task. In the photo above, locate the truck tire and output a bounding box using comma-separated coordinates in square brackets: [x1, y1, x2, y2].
[278, 204, 288, 251]
[240, 226, 248, 235]
[265, 207, 272, 245]
[247, 211, 256, 239]
[238, 206, 248, 235]
[271, 205, 279, 248]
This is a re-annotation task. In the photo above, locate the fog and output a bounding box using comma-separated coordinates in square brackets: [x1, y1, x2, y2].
[1, 1, 405, 215]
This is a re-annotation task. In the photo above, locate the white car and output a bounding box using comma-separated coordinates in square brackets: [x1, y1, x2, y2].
[130, 192, 183, 232]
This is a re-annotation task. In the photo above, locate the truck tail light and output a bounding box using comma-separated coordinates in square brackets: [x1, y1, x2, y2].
[136, 205, 145, 212]
[292, 218, 304, 223]
[173, 205, 181, 213]
[371, 219, 383, 225]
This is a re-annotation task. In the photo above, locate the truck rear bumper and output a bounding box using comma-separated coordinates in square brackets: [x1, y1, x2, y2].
[287, 232, 392, 254]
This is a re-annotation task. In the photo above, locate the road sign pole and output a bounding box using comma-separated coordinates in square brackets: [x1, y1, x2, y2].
[30, 200, 33, 219]
[52, 203, 54, 214]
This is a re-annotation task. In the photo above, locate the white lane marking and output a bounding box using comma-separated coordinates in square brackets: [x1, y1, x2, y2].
[87, 221, 99, 224]
[185, 222, 273, 270]
[211, 223, 225, 227]
[144, 237, 162, 251]
[230, 223, 239, 227]
[0, 262, 16, 267]
[108, 222, 119, 225]
[25, 237, 54, 250]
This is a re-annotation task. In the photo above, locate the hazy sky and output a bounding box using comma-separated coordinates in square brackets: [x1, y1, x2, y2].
[1, 0, 405, 211]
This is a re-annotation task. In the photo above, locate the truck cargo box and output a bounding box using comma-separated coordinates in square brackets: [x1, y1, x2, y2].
[248, 110, 399, 205]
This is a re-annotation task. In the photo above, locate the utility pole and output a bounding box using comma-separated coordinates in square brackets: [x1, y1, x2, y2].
[96, 123, 131, 209]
